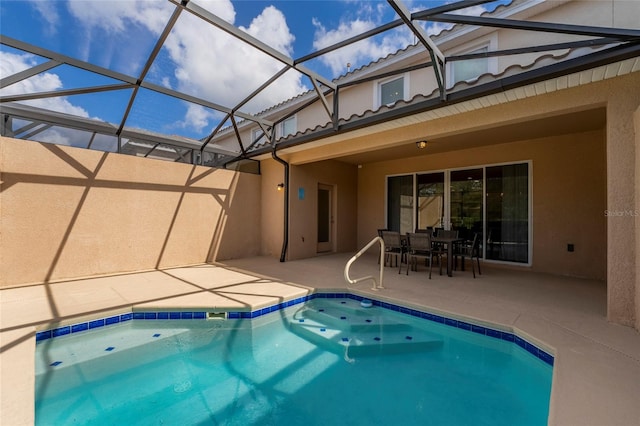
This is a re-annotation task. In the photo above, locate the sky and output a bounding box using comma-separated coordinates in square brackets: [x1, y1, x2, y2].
[0, 0, 508, 143]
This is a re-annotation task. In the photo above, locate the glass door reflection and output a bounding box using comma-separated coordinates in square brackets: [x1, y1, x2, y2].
[450, 169, 484, 244]
[416, 172, 444, 232]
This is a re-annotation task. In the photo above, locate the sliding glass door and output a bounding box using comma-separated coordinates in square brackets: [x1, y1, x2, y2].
[386, 162, 530, 264]
[486, 163, 529, 263]
[387, 175, 413, 235]
[450, 168, 483, 243]
[416, 172, 444, 231]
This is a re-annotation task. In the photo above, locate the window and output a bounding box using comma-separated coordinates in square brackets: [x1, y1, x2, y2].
[252, 128, 267, 145]
[279, 116, 296, 138]
[377, 75, 407, 108]
[447, 35, 498, 88]
[451, 46, 489, 84]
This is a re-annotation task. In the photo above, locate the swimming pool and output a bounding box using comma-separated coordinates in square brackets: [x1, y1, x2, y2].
[35, 295, 553, 425]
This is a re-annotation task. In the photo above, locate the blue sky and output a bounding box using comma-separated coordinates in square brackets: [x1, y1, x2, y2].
[0, 0, 506, 142]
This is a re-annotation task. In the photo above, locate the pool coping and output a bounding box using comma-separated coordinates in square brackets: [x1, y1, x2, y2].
[35, 291, 555, 367]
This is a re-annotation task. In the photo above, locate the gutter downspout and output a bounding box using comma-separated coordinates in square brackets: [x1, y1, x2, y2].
[272, 146, 289, 262]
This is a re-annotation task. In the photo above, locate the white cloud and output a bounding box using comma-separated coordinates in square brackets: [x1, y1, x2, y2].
[312, 18, 412, 76]
[61, 0, 306, 132]
[164, 4, 306, 115]
[0, 51, 91, 118]
[66, 0, 172, 34]
[31, 0, 60, 35]
[34, 128, 77, 146]
[176, 104, 215, 133]
[312, 1, 493, 75]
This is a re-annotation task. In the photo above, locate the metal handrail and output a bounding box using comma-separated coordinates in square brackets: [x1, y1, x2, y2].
[344, 236, 385, 291]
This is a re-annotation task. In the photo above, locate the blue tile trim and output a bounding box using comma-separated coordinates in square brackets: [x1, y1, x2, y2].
[52, 326, 70, 338]
[105, 316, 120, 325]
[89, 319, 105, 329]
[32, 291, 555, 366]
[71, 323, 88, 333]
[37, 310, 208, 342]
[35, 330, 52, 342]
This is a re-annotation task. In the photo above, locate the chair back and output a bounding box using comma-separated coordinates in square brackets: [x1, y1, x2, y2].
[471, 232, 480, 254]
[415, 227, 436, 235]
[381, 230, 402, 249]
[406, 232, 432, 252]
[436, 229, 459, 239]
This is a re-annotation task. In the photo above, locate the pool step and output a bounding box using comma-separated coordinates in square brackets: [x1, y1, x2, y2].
[289, 316, 443, 357]
[35, 324, 191, 374]
[298, 304, 412, 332]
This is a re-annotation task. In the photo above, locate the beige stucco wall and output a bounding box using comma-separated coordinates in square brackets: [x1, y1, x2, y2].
[259, 157, 357, 261]
[606, 77, 638, 328]
[357, 129, 607, 280]
[0, 137, 261, 287]
[636, 105, 640, 331]
[287, 159, 358, 260]
[260, 158, 286, 258]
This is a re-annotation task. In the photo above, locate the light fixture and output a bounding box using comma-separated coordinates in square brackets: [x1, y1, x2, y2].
[277, 183, 285, 191]
[416, 140, 428, 149]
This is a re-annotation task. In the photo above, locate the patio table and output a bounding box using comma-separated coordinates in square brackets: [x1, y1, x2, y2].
[432, 236, 465, 277]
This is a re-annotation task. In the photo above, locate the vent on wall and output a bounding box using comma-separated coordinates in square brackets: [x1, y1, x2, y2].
[207, 312, 227, 320]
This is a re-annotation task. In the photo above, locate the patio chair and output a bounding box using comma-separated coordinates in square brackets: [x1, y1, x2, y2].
[380, 230, 404, 273]
[404, 232, 443, 279]
[414, 226, 434, 235]
[376, 229, 388, 265]
[436, 229, 458, 239]
[455, 233, 482, 278]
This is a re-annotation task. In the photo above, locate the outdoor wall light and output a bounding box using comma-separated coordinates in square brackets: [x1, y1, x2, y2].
[416, 140, 428, 149]
[277, 183, 285, 191]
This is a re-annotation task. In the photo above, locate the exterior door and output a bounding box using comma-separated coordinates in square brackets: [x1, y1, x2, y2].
[317, 184, 334, 253]
[449, 168, 484, 242]
[416, 172, 445, 231]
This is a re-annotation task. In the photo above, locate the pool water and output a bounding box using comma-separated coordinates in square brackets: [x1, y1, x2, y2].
[35, 299, 552, 425]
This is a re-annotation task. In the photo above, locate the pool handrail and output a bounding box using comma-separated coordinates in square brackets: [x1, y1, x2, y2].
[344, 236, 385, 290]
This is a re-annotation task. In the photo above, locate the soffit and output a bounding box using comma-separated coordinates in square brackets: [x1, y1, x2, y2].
[335, 107, 606, 165]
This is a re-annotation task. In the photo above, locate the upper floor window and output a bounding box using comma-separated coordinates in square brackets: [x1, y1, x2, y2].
[252, 128, 267, 145]
[378, 76, 405, 107]
[279, 116, 296, 138]
[451, 46, 489, 85]
[447, 35, 497, 88]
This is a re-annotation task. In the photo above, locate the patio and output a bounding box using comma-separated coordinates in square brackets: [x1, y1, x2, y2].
[1, 253, 639, 425]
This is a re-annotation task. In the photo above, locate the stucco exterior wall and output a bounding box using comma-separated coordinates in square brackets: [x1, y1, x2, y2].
[636, 105, 640, 331]
[287, 159, 358, 260]
[0, 137, 261, 287]
[260, 158, 286, 258]
[607, 78, 639, 327]
[260, 157, 358, 262]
